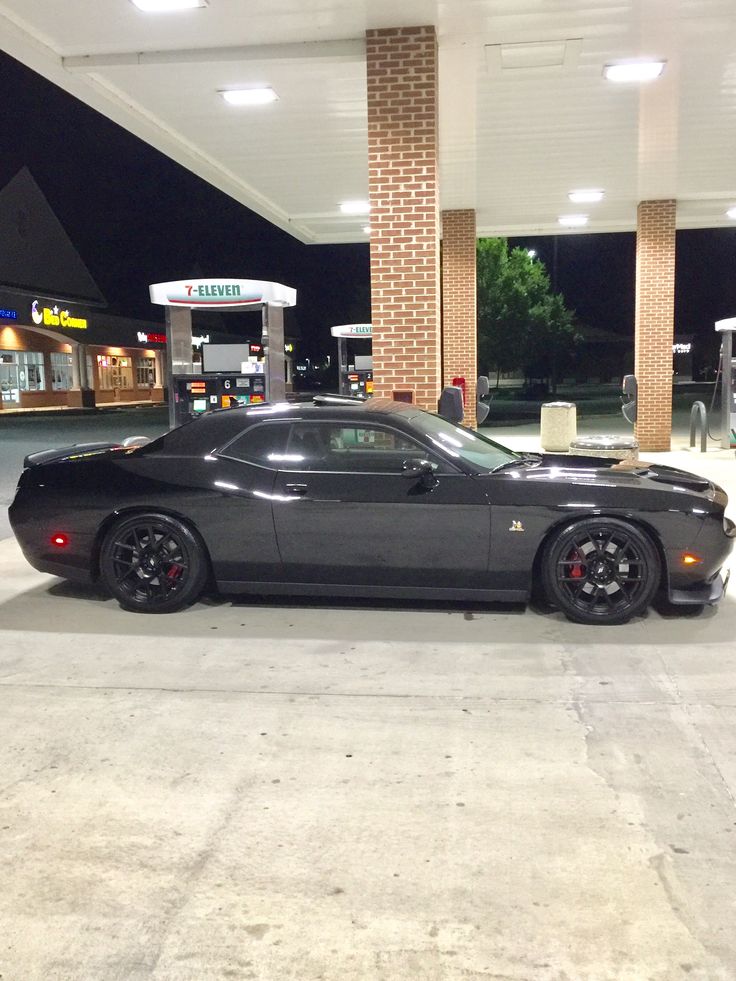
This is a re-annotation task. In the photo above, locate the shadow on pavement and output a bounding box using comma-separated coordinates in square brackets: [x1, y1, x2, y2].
[0, 573, 729, 646]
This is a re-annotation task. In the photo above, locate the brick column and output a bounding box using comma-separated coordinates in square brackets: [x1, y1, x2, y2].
[366, 26, 441, 409]
[442, 209, 477, 427]
[634, 200, 676, 452]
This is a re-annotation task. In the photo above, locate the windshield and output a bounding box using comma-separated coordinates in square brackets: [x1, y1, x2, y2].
[409, 410, 521, 472]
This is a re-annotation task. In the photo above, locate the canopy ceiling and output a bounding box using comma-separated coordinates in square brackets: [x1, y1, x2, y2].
[2, 0, 734, 243]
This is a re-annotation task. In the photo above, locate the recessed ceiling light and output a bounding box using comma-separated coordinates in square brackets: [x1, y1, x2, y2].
[604, 60, 665, 83]
[558, 214, 589, 227]
[131, 0, 206, 11]
[220, 87, 278, 106]
[568, 189, 604, 204]
[340, 200, 370, 216]
[362, 225, 371, 234]
[727, 207, 736, 220]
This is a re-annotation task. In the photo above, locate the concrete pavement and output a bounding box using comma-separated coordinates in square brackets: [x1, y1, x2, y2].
[1, 440, 736, 980]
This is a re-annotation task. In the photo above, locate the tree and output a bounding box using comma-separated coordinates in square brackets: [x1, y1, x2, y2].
[476, 238, 579, 392]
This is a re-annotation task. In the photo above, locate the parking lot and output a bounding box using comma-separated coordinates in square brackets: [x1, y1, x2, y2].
[1, 417, 735, 980]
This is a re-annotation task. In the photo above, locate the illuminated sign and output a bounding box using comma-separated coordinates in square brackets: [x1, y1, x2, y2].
[673, 342, 692, 354]
[249, 343, 262, 354]
[330, 323, 372, 338]
[0, 308, 17, 320]
[137, 331, 166, 344]
[149, 279, 296, 309]
[31, 300, 87, 330]
[170, 282, 260, 306]
[284, 343, 294, 353]
[192, 334, 210, 349]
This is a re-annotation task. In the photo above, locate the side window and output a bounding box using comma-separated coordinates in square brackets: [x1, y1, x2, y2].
[219, 422, 291, 467]
[286, 422, 449, 473]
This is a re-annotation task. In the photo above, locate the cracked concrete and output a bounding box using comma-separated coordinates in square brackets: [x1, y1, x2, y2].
[1, 443, 736, 980]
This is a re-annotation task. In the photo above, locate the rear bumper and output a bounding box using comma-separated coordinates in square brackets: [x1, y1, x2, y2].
[13, 543, 95, 584]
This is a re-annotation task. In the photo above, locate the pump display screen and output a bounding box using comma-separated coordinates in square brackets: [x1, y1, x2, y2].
[192, 398, 207, 413]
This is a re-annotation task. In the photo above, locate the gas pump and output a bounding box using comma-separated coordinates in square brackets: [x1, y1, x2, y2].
[171, 371, 267, 427]
[149, 278, 296, 429]
[715, 317, 736, 449]
[331, 324, 373, 396]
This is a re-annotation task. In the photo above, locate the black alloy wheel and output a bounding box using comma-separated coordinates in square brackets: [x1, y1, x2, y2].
[100, 512, 208, 613]
[541, 517, 660, 625]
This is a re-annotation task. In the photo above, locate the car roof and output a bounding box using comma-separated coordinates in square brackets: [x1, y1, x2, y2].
[151, 397, 426, 455]
[247, 396, 421, 419]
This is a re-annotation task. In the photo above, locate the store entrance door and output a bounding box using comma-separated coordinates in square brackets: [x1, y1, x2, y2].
[0, 361, 20, 406]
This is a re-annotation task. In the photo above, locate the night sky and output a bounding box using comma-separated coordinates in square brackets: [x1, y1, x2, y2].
[2, 49, 736, 371]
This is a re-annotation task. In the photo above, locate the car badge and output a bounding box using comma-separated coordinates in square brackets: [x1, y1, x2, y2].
[509, 520, 525, 532]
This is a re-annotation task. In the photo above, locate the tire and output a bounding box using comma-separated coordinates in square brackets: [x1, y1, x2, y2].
[100, 512, 208, 613]
[541, 517, 660, 625]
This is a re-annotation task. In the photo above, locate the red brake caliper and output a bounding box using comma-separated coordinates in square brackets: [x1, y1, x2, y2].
[568, 549, 584, 579]
[166, 563, 184, 580]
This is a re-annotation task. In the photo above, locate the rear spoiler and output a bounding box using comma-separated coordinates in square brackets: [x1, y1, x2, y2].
[23, 442, 123, 469]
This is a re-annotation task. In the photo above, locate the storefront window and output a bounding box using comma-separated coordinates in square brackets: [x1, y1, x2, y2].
[50, 352, 73, 391]
[136, 356, 156, 387]
[18, 351, 45, 391]
[96, 355, 133, 391]
[0, 352, 20, 405]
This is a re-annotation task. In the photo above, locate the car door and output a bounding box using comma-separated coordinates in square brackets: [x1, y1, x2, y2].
[271, 420, 491, 589]
[207, 419, 292, 583]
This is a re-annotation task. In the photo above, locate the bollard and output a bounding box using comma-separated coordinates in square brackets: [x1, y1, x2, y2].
[689, 401, 707, 453]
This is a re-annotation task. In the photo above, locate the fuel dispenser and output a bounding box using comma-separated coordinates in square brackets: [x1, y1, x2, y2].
[171, 371, 267, 427]
[715, 317, 736, 449]
[331, 323, 373, 396]
[149, 278, 296, 429]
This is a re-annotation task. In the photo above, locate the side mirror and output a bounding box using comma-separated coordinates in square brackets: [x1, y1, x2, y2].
[621, 373, 637, 425]
[402, 458, 436, 481]
[477, 375, 491, 425]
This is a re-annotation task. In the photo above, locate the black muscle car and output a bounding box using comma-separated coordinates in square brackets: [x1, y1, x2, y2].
[9, 396, 735, 624]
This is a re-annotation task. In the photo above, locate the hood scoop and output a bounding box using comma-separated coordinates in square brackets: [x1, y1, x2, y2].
[609, 458, 710, 492]
[648, 471, 710, 492]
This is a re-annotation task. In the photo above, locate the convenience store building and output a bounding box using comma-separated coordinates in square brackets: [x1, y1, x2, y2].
[0, 168, 168, 410]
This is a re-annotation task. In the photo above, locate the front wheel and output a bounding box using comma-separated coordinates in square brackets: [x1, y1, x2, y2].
[100, 512, 208, 613]
[541, 517, 660, 625]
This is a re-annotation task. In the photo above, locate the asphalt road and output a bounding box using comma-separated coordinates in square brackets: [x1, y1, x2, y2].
[0, 406, 169, 540]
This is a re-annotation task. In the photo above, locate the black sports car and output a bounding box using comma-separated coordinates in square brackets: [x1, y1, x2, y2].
[9, 396, 735, 624]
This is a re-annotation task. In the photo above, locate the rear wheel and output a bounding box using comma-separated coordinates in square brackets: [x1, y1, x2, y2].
[541, 517, 660, 625]
[100, 512, 208, 613]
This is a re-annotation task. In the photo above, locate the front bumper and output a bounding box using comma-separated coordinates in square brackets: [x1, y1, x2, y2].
[669, 568, 730, 606]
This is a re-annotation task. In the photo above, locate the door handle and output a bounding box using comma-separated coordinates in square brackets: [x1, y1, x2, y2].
[285, 483, 308, 496]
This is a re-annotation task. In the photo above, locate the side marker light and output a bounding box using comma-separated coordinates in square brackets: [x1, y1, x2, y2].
[51, 533, 69, 548]
[681, 552, 702, 566]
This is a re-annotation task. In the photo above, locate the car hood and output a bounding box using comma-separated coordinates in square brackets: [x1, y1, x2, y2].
[507, 453, 721, 500]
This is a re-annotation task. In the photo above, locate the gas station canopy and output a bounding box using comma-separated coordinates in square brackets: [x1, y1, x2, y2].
[2, 0, 736, 243]
[330, 324, 373, 338]
[149, 278, 296, 309]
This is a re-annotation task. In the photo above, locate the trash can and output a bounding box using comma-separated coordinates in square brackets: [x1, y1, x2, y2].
[569, 435, 639, 461]
[540, 401, 577, 452]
